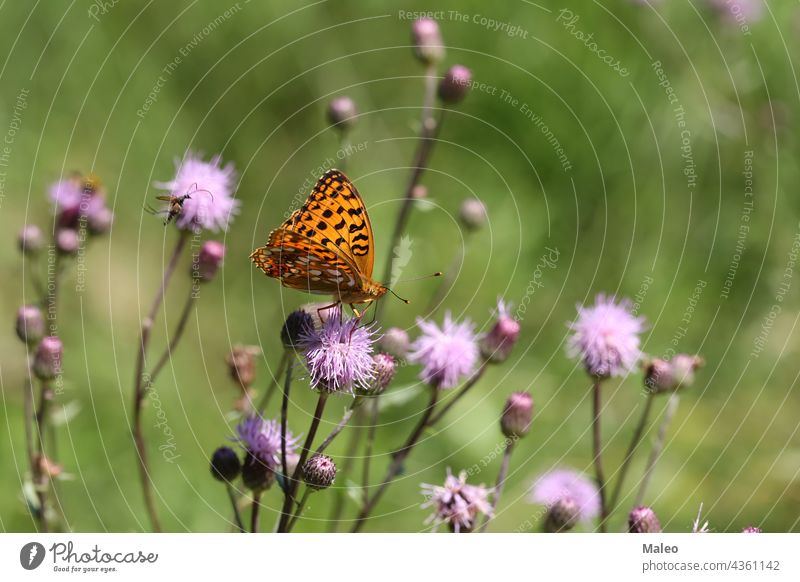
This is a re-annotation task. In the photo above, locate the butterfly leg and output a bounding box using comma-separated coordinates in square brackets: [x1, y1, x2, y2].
[316, 301, 341, 324]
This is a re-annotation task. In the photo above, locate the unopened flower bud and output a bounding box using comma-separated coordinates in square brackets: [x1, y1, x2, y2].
[379, 327, 410, 359]
[481, 309, 520, 363]
[18, 224, 44, 255]
[33, 336, 63, 380]
[438, 65, 472, 105]
[327, 96, 357, 131]
[368, 353, 396, 395]
[500, 392, 533, 439]
[226, 345, 260, 390]
[16, 305, 45, 345]
[459, 197, 487, 231]
[88, 206, 113, 235]
[741, 526, 762, 533]
[210, 446, 241, 482]
[195, 240, 225, 282]
[544, 497, 580, 532]
[241, 451, 274, 492]
[643, 358, 672, 393]
[670, 354, 704, 390]
[644, 354, 704, 394]
[56, 228, 80, 255]
[411, 185, 428, 200]
[303, 454, 337, 490]
[628, 506, 662, 533]
[412, 18, 444, 65]
[281, 309, 314, 350]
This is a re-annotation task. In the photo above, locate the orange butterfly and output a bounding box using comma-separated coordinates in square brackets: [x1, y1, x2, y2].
[251, 169, 394, 315]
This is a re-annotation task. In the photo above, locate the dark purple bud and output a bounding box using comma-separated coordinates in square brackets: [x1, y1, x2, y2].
[544, 497, 580, 532]
[459, 198, 487, 231]
[327, 96, 357, 131]
[55, 228, 80, 256]
[281, 309, 314, 350]
[16, 305, 45, 345]
[302, 454, 337, 491]
[210, 446, 242, 482]
[241, 451, 274, 492]
[438, 65, 472, 105]
[500, 392, 533, 439]
[481, 309, 520, 363]
[33, 336, 63, 381]
[18, 224, 44, 255]
[88, 206, 113, 235]
[412, 18, 444, 65]
[628, 506, 662, 533]
[378, 327, 410, 359]
[195, 240, 225, 282]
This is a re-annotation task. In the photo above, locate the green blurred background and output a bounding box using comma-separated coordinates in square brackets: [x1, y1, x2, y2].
[1, 0, 798, 533]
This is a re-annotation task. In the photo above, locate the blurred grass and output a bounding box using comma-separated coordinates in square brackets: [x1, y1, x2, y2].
[1, 0, 799, 532]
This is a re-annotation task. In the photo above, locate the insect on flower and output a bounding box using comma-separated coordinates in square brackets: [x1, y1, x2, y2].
[145, 183, 214, 226]
[250, 169, 439, 319]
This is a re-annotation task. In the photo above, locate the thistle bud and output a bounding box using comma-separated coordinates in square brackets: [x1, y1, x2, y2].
[378, 327, 410, 359]
[412, 18, 444, 65]
[302, 454, 337, 491]
[18, 224, 44, 255]
[33, 336, 63, 381]
[210, 446, 242, 482]
[741, 526, 762, 533]
[194, 240, 225, 282]
[644, 354, 704, 394]
[281, 309, 314, 350]
[327, 96, 357, 132]
[226, 345, 260, 390]
[16, 305, 45, 345]
[481, 304, 520, 363]
[411, 185, 428, 200]
[241, 452, 274, 492]
[438, 65, 472, 105]
[368, 353, 396, 395]
[500, 392, 533, 439]
[544, 497, 580, 532]
[643, 358, 672, 393]
[88, 206, 113, 235]
[628, 506, 662, 533]
[55, 228, 80, 256]
[670, 354, 704, 390]
[459, 197, 487, 231]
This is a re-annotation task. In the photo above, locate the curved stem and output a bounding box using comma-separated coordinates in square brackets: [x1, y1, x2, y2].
[148, 291, 196, 383]
[635, 394, 680, 507]
[480, 440, 515, 533]
[427, 362, 488, 426]
[315, 400, 358, 455]
[360, 397, 380, 504]
[286, 488, 313, 532]
[280, 360, 294, 491]
[225, 483, 245, 533]
[132, 231, 188, 532]
[592, 378, 608, 532]
[278, 391, 329, 532]
[250, 492, 261, 533]
[608, 393, 655, 516]
[351, 387, 439, 532]
[257, 350, 288, 414]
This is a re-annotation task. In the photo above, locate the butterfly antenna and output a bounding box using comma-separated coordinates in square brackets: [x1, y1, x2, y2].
[389, 272, 443, 285]
[386, 287, 411, 304]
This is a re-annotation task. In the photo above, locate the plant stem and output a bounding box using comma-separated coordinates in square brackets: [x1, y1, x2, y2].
[132, 231, 188, 532]
[479, 439, 515, 533]
[635, 394, 680, 507]
[360, 396, 380, 504]
[608, 392, 655, 517]
[33, 379, 53, 532]
[147, 291, 196, 383]
[327, 406, 364, 531]
[286, 488, 313, 532]
[351, 387, 439, 532]
[250, 492, 261, 533]
[225, 483, 245, 533]
[592, 378, 608, 532]
[278, 391, 329, 532]
[425, 233, 471, 315]
[280, 359, 294, 490]
[257, 350, 288, 414]
[375, 64, 442, 321]
[315, 400, 358, 455]
[427, 362, 488, 426]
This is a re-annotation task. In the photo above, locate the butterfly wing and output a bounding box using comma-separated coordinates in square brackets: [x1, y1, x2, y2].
[280, 169, 376, 279]
[251, 228, 363, 295]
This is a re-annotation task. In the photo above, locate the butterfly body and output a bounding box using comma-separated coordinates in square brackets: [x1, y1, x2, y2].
[251, 169, 387, 308]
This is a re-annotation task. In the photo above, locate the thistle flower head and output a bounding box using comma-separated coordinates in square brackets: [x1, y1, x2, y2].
[567, 294, 646, 378]
[16, 305, 45, 345]
[421, 469, 493, 533]
[18, 224, 44, 255]
[378, 326, 410, 359]
[154, 152, 239, 232]
[459, 197, 487, 231]
[210, 446, 242, 482]
[303, 454, 337, 490]
[281, 309, 315, 350]
[500, 391, 533, 439]
[367, 353, 396, 395]
[644, 354, 704, 394]
[544, 497, 581, 532]
[481, 299, 521, 363]
[438, 65, 472, 105]
[55, 229, 80, 256]
[710, 0, 764, 23]
[741, 526, 762, 533]
[234, 415, 298, 470]
[408, 312, 478, 389]
[628, 506, 662, 533]
[300, 314, 376, 393]
[412, 18, 444, 65]
[326, 96, 357, 131]
[33, 336, 63, 381]
[530, 468, 600, 524]
[194, 240, 225, 282]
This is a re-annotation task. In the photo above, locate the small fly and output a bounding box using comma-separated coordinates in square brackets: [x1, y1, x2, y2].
[144, 184, 213, 225]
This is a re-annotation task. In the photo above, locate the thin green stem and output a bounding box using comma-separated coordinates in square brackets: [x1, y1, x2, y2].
[608, 392, 655, 517]
[33, 379, 53, 532]
[225, 483, 245, 533]
[479, 440, 515, 533]
[327, 406, 364, 531]
[257, 350, 288, 414]
[360, 396, 380, 504]
[635, 394, 680, 507]
[279, 359, 294, 491]
[286, 488, 313, 532]
[315, 400, 359, 455]
[250, 492, 261, 533]
[427, 362, 488, 426]
[592, 378, 608, 532]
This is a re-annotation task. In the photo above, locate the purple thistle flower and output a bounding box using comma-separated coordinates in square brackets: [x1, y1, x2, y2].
[709, 0, 764, 24]
[300, 312, 376, 393]
[408, 312, 478, 389]
[529, 468, 600, 524]
[234, 415, 298, 470]
[421, 469, 493, 533]
[49, 175, 106, 229]
[567, 294, 646, 378]
[154, 152, 239, 232]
